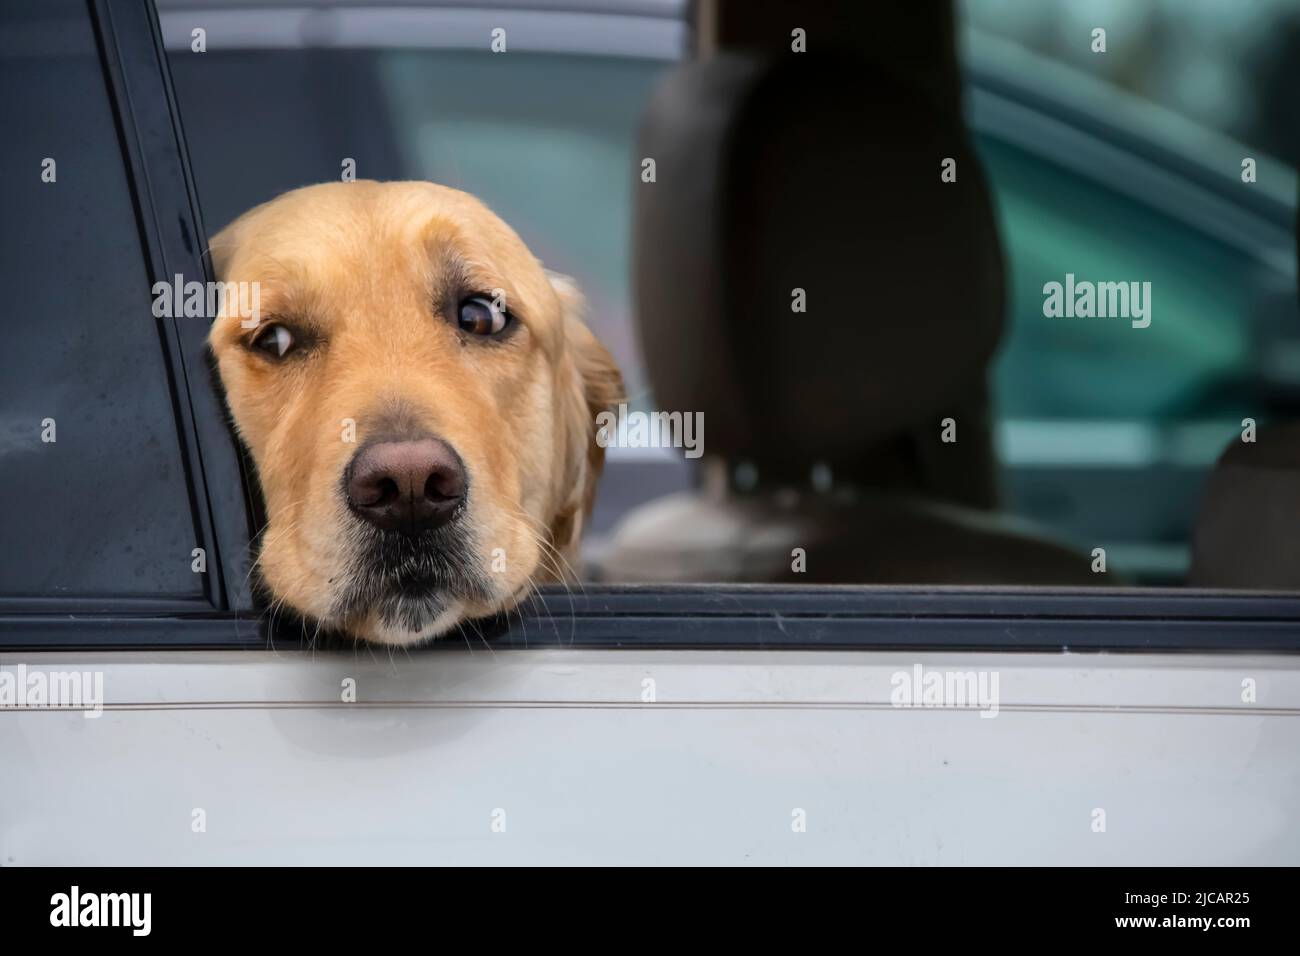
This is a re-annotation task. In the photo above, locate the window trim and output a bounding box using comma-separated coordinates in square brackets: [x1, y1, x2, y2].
[88, 0, 256, 614]
[2, 585, 1298, 653]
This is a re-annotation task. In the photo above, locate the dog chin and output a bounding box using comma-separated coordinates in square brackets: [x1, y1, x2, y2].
[336, 575, 489, 646]
[358, 599, 468, 646]
[326, 522, 495, 644]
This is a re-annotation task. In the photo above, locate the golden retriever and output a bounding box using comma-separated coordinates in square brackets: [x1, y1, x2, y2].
[207, 181, 622, 646]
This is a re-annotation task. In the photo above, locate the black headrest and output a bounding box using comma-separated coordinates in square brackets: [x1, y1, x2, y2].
[632, 50, 1004, 473]
[1189, 424, 1300, 589]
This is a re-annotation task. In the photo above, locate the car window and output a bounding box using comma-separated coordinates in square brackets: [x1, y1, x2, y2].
[159, 1, 1298, 591]
[0, 0, 204, 600]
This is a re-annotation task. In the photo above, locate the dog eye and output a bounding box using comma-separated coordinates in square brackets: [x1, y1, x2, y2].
[457, 296, 511, 336]
[252, 324, 295, 359]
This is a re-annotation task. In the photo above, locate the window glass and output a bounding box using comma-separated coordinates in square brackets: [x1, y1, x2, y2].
[0, 0, 203, 599]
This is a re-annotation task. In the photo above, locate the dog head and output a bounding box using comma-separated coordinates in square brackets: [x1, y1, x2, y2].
[208, 181, 622, 645]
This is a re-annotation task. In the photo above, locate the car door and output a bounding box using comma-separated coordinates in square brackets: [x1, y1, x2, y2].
[3, 0, 1300, 866]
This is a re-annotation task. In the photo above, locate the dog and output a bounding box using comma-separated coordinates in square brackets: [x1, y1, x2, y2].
[207, 181, 622, 645]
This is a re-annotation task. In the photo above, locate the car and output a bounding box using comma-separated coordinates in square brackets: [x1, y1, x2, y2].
[2, 0, 1298, 868]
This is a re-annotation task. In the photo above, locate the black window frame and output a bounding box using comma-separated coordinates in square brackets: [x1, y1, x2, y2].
[1, 0, 1298, 655]
[97, 0, 258, 616]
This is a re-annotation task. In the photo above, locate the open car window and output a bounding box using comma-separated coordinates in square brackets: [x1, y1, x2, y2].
[153, 0, 1300, 607]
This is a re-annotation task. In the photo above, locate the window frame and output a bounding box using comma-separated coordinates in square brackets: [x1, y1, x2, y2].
[98, 0, 258, 615]
[118, 0, 266, 613]
[3, 585, 1300, 652]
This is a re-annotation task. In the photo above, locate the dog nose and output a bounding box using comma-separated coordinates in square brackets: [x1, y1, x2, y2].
[345, 437, 467, 533]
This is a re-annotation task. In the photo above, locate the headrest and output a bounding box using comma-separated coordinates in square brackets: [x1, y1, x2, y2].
[632, 50, 1005, 473]
[1188, 424, 1300, 589]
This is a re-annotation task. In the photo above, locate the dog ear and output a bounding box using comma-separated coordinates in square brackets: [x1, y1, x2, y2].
[547, 272, 624, 569]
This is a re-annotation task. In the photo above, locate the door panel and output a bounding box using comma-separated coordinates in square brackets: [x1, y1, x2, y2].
[4, 648, 1296, 864]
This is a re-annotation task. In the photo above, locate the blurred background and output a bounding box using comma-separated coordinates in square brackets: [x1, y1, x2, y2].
[158, 0, 1300, 588]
